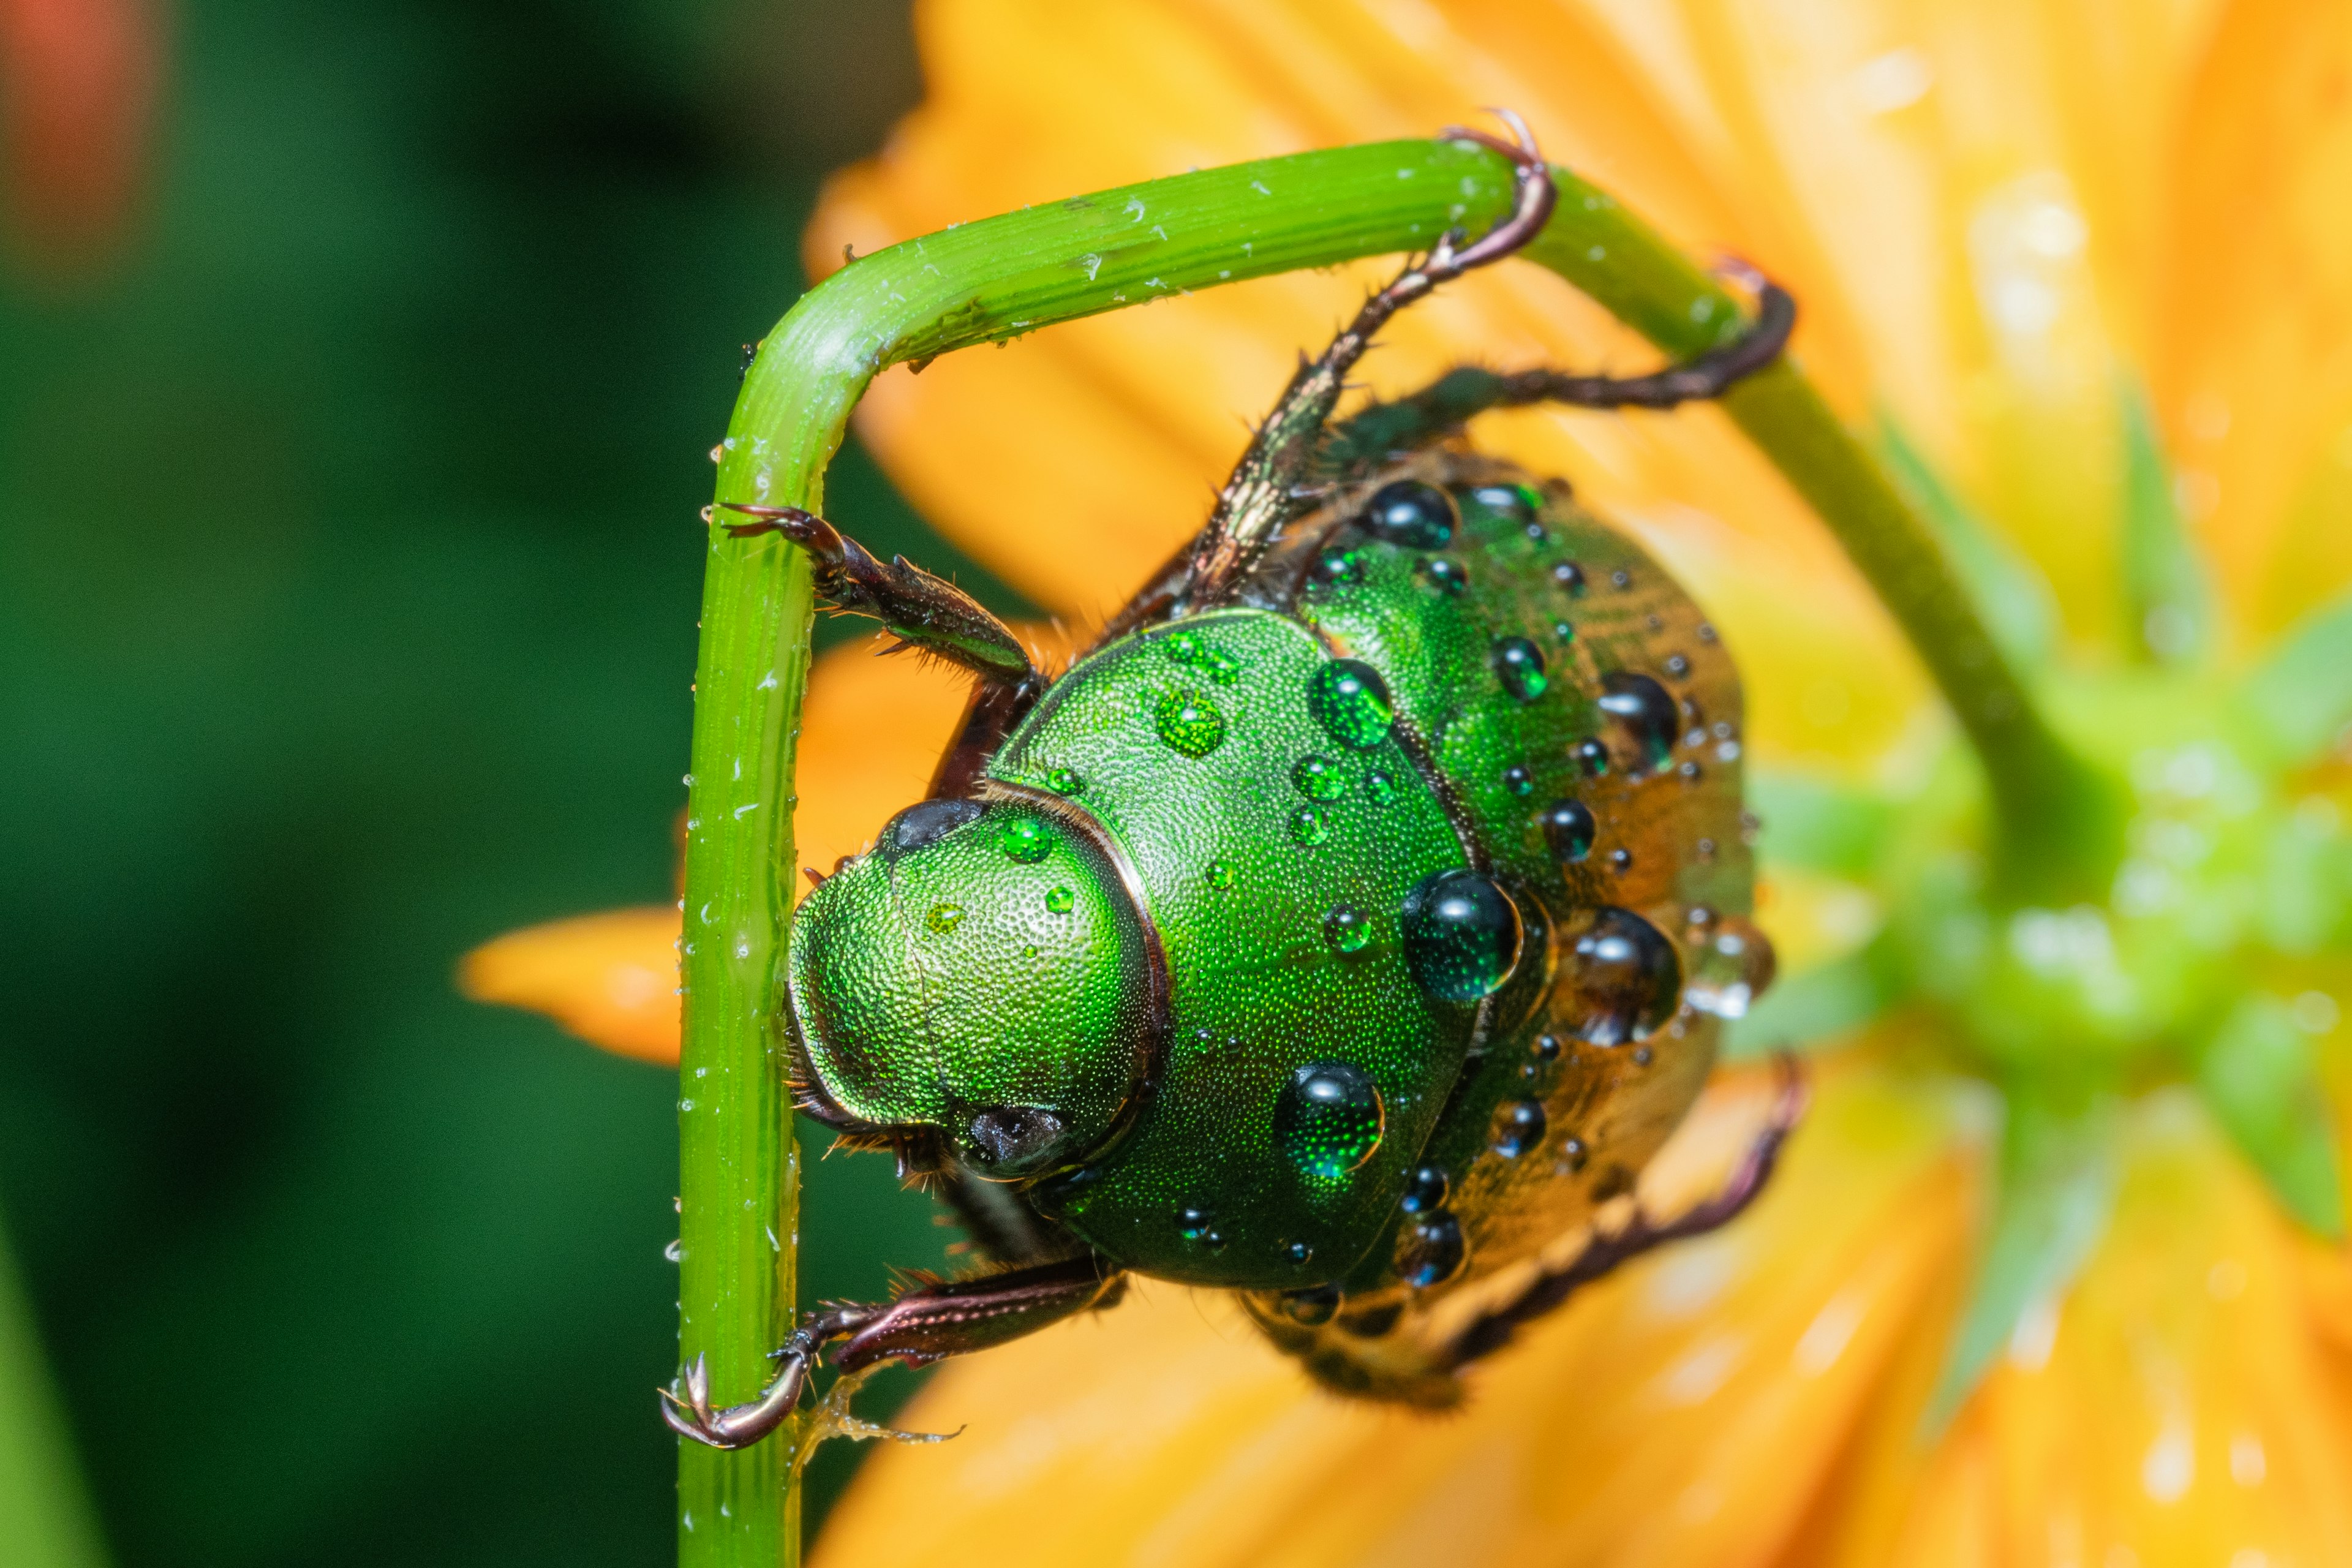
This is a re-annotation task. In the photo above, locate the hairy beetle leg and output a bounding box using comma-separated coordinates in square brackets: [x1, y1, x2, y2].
[713, 502, 1039, 689]
[659, 1255, 1123, 1452]
[1437, 1055, 1809, 1374]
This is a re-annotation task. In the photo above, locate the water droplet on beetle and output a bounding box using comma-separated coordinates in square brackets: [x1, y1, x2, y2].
[1553, 619, 1576, 643]
[1201, 648, 1243, 684]
[1531, 1034, 1561, 1060]
[1466, 481, 1537, 524]
[1610, 568, 1632, 590]
[1284, 1240, 1314, 1267]
[1559, 1136, 1589, 1173]
[1573, 739, 1610, 777]
[1363, 769, 1400, 805]
[1311, 548, 1365, 587]
[1684, 914, 1776, 1019]
[1361, 478, 1457, 549]
[1177, 1205, 1216, 1240]
[1608, 848, 1632, 874]
[1275, 1062, 1385, 1182]
[1289, 805, 1331, 846]
[1553, 561, 1588, 597]
[1045, 886, 1075, 914]
[1598, 671, 1678, 772]
[1502, 764, 1534, 797]
[1155, 688, 1226, 757]
[1045, 766, 1084, 794]
[1695, 836, 1719, 864]
[1664, 652, 1692, 678]
[1324, 905, 1371, 953]
[1678, 760, 1703, 783]
[1564, 907, 1683, 1046]
[926, 903, 965, 935]
[1206, 860, 1238, 889]
[1400, 1164, 1450, 1213]
[1493, 636, 1548, 700]
[1292, 755, 1344, 801]
[1162, 631, 1200, 664]
[997, 816, 1055, 862]
[1493, 1099, 1548, 1158]
[1417, 557, 1469, 595]
[1542, 799, 1596, 864]
[1307, 660, 1395, 750]
[1398, 1211, 1466, 1287]
[1401, 870, 1523, 1001]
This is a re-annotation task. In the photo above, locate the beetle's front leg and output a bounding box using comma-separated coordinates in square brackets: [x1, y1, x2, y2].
[715, 502, 1038, 689]
[660, 1253, 1122, 1451]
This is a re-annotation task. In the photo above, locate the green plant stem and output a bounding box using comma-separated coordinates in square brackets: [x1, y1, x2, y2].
[679, 134, 2095, 1565]
[0, 1213, 108, 1568]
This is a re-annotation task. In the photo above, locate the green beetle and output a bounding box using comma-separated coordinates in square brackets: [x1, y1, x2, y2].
[666, 127, 1796, 1447]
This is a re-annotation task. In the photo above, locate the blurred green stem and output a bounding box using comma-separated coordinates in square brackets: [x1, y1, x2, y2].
[682, 134, 2086, 1564]
[0, 1212, 108, 1568]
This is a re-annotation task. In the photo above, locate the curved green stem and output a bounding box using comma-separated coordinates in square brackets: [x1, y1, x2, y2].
[677, 133, 2098, 1565]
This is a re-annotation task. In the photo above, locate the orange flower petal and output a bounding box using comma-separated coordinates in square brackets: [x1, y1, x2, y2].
[460, 906, 682, 1067]
[814, 1055, 1980, 1568]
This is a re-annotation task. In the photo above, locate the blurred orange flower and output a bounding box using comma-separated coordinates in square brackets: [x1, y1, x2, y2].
[469, 1, 2352, 1562]
[0, 0, 158, 268]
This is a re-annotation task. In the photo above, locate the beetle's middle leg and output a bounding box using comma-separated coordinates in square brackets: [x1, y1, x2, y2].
[1430, 1058, 1807, 1376]
[663, 1252, 1123, 1451]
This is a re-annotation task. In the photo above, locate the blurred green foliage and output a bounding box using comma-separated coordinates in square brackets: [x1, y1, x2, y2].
[0, 2, 1023, 1560]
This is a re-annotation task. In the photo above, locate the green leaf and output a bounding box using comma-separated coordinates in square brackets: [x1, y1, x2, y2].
[0, 1215, 108, 1568]
[2196, 995, 2347, 1237]
[1924, 1091, 2119, 1433]
[2117, 377, 2214, 665]
[2240, 588, 2352, 765]
[1748, 768, 1898, 879]
[1721, 937, 1899, 1060]
[1873, 416, 2060, 674]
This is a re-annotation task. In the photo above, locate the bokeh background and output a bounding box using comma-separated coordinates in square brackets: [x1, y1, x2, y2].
[0, 2, 1011, 1561]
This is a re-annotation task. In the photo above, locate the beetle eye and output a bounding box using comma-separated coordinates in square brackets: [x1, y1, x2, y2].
[886, 797, 984, 851]
[964, 1106, 1067, 1170]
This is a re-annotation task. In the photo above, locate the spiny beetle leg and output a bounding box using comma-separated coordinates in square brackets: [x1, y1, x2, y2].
[1436, 1057, 1809, 1375]
[715, 502, 1038, 688]
[660, 1303, 873, 1452]
[925, 673, 1048, 802]
[834, 1253, 1125, 1373]
[1329, 261, 1797, 466]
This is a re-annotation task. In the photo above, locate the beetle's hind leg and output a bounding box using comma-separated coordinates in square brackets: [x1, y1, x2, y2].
[662, 1253, 1123, 1451]
[1432, 1058, 1807, 1377]
[1327, 260, 1796, 468]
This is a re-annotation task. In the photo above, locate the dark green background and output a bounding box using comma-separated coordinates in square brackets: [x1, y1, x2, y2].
[0, 2, 1028, 1560]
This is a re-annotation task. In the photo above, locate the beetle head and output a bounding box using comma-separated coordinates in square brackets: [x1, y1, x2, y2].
[785, 793, 1161, 1182]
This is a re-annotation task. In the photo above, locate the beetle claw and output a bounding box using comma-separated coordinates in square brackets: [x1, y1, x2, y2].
[659, 1338, 818, 1451]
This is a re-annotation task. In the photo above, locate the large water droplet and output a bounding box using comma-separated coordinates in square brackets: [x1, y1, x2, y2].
[1289, 805, 1331, 846]
[1324, 905, 1371, 953]
[1541, 799, 1597, 865]
[1598, 671, 1678, 772]
[996, 815, 1055, 862]
[1564, 907, 1683, 1046]
[1398, 1211, 1466, 1287]
[1493, 636, 1548, 701]
[1684, 913, 1777, 1019]
[1398, 1164, 1449, 1214]
[1307, 660, 1395, 750]
[1360, 479, 1457, 549]
[1155, 688, 1226, 757]
[1493, 1099, 1548, 1158]
[1275, 1062, 1385, 1182]
[1401, 870, 1524, 1001]
[1292, 755, 1344, 801]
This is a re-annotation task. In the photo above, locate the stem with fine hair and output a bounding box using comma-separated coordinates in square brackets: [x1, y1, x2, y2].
[677, 132, 2087, 1565]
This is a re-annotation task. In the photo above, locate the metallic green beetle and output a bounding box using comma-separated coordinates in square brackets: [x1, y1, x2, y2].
[666, 126, 1797, 1448]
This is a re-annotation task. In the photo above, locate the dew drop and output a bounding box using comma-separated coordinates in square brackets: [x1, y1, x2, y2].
[1553, 619, 1577, 643]
[1541, 799, 1597, 865]
[1306, 659, 1395, 750]
[1417, 557, 1469, 595]
[1363, 771, 1401, 807]
[1289, 805, 1332, 846]
[1564, 907, 1683, 1046]
[1493, 1099, 1548, 1158]
[1177, 1205, 1215, 1240]
[1275, 1062, 1385, 1182]
[1311, 548, 1365, 587]
[1324, 905, 1371, 953]
[1573, 739, 1610, 777]
[1399, 1164, 1450, 1214]
[1162, 631, 1200, 664]
[1598, 671, 1678, 772]
[1045, 766, 1084, 794]
[1398, 1211, 1466, 1287]
[1502, 764, 1535, 797]
[1664, 652, 1692, 679]
[1205, 860, 1238, 890]
[1201, 648, 1243, 685]
[1045, 886, 1075, 914]
[1559, 1136, 1589, 1173]
[1292, 755, 1344, 802]
[1465, 481, 1538, 524]
[1155, 688, 1227, 757]
[1684, 914, 1776, 1019]
[1361, 479, 1457, 549]
[1284, 1240, 1314, 1267]
[1552, 561, 1588, 597]
[1608, 848, 1632, 874]
[1400, 870, 1523, 1001]
[1610, 568, 1632, 590]
[996, 815, 1055, 862]
[1531, 1033, 1561, 1060]
[926, 903, 965, 935]
[1493, 636, 1548, 701]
